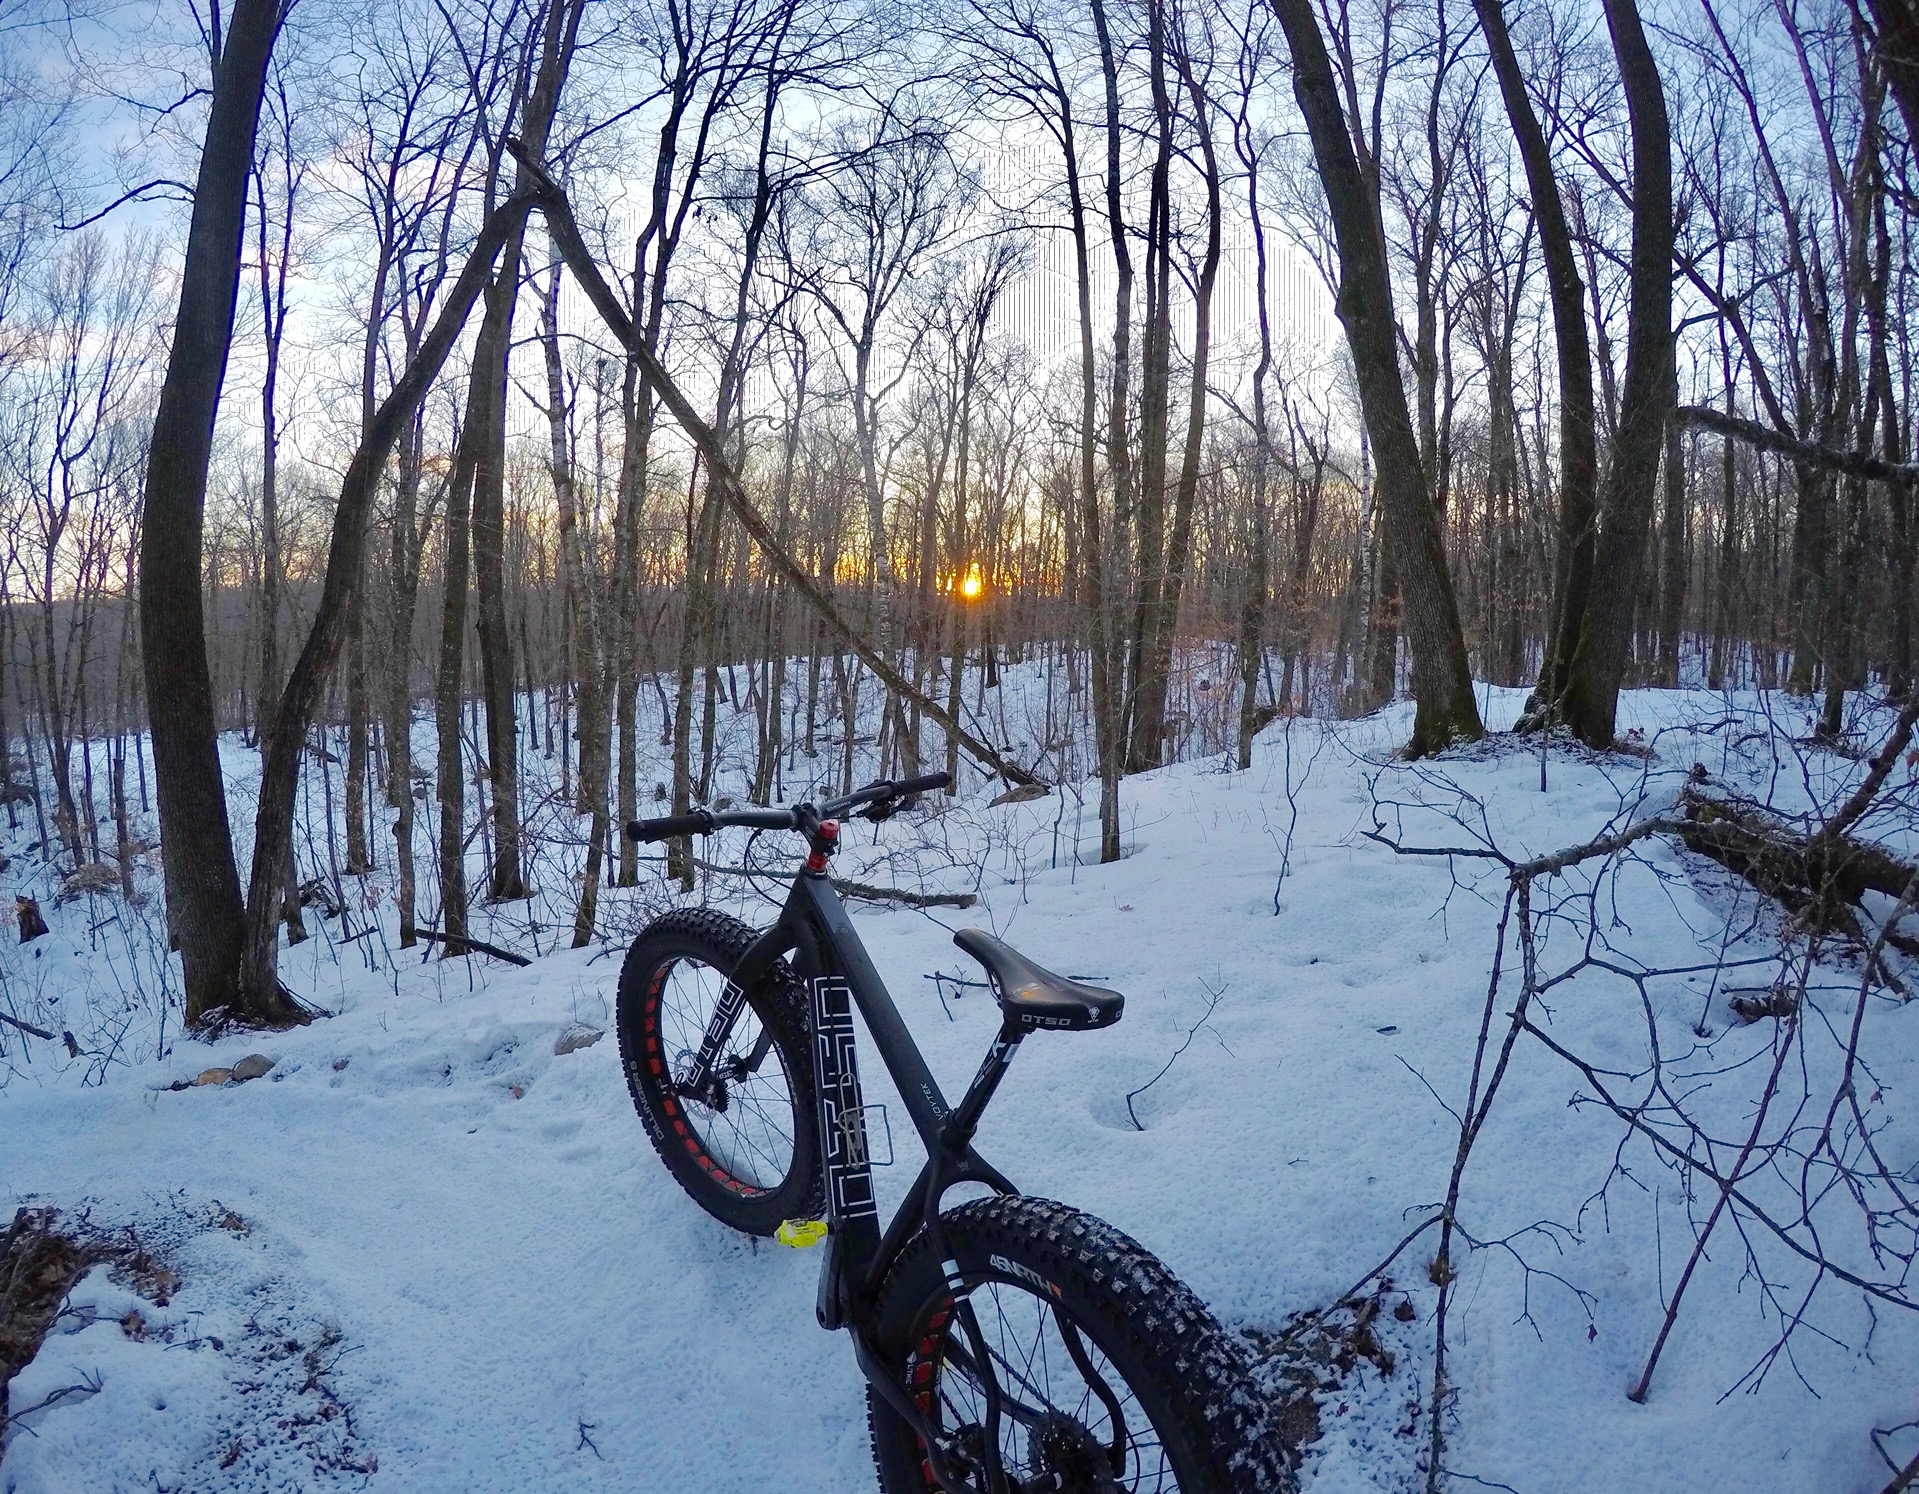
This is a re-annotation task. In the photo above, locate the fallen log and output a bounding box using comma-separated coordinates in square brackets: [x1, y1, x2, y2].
[1670, 698, 1919, 957]
[1676, 785, 1919, 953]
[0, 1011, 54, 1041]
[1, 1209, 101, 1440]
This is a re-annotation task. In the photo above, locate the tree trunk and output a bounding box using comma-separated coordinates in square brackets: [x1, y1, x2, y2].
[385, 413, 426, 948]
[343, 586, 373, 872]
[1865, 0, 1919, 149]
[471, 237, 529, 902]
[1473, 0, 1598, 720]
[1133, 32, 1222, 771]
[436, 409, 476, 947]
[238, 189, 542, 1009]
[138, 0, 286, 1026]
[669, 460, 716, 889]
[1658, 415, 1687, 685]
[1271, 0, 1483, 754]
[471, 0, 584, 904]
[542, 256, 609, 939]
[612, 338, 650, 888]
[1553, 0, 1674, 746]
[1367, 537, 1398, 708]
[1090, 0, 1132, 855]
[1122, 0, 1177, 773]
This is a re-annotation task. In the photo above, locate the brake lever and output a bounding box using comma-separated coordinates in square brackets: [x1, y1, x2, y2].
[858, 790, 925, 824]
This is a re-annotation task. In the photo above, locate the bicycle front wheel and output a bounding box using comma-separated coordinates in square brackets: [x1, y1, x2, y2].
[867, 1196, 1293, 1494]
[616, 908, 822, 1236]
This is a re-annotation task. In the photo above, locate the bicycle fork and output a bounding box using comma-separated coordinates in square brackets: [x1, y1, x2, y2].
[678, 976, 775, 1105]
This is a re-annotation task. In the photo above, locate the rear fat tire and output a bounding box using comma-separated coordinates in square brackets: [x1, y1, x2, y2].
[617, 908, 823, 1237]
[867, 1196, 1295, 1493]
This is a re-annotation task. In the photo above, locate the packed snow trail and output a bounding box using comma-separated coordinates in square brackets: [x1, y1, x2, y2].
[4, 686, 1916, 1490]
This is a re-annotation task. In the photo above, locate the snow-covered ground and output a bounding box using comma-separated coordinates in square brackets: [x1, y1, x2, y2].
[3, 666, 1917, 1491]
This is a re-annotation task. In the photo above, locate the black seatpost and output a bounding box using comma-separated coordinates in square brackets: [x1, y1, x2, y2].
[945, 1020, 1024, 1149]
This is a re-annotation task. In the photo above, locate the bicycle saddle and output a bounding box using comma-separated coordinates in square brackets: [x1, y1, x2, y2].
[954, 929, 1124, 1033]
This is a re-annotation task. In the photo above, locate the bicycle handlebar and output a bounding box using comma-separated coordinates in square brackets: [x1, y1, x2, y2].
[623, 808, 786, 843]
[820, 772, 952, 817]
[624, 772, 952, 844]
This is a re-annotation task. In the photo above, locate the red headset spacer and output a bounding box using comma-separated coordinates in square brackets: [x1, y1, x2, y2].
[805, 819, 840, 873]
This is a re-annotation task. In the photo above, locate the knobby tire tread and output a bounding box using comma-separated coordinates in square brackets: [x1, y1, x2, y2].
[867, 1194, 1295, 1494]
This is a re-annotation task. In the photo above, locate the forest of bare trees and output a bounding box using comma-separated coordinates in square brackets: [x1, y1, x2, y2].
[2, 0, 1917, 1028]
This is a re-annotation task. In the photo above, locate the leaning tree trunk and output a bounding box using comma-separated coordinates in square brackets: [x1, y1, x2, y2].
[530, 165, 1039, 788]
[237, 190, 542, 1010]
[138, 0, 287, 1026]
[470, 0, 583, 905]
[1271, 0, 1483, 754]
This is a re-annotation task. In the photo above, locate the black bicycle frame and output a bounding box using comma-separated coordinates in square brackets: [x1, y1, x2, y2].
[683, 855, 1030, 1487]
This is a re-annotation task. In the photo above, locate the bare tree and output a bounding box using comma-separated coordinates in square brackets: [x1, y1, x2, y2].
[138, 0, 297, 1027]
[1269, 0, 1483, 754]
[1538, 0, 1672, 746]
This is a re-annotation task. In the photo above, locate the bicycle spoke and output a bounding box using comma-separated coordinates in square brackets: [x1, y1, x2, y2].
[917, 1274, 1183, 1493]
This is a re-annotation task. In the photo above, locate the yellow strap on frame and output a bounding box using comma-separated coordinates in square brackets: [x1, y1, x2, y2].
[775, 1218, 829, 1248]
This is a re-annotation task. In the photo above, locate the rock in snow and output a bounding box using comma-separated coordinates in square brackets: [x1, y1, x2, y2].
[184, 1055, 273, 1088]
[552, 1024, 604, 1056]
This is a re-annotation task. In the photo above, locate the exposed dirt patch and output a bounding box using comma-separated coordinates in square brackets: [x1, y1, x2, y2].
[1244, 1277, 1421, 1476]
[0, 1208, 107, 1438]
[2, 1199, 375, 1486]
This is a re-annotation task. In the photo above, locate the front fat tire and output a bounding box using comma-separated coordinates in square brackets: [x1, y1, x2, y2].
[867, 1196, 1295, 1494]
[616, 908, 823, 1237]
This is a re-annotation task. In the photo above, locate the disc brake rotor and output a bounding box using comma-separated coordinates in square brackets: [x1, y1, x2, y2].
[1022, 1412, 1121, 1494]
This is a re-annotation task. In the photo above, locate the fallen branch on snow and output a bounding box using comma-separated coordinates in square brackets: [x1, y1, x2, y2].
[689, 858, 978, 909]
[415, 927, 533, 967]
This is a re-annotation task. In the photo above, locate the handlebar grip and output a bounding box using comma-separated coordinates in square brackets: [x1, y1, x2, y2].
[894, 772, 952, 796]
[625, 811, 713, 843]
